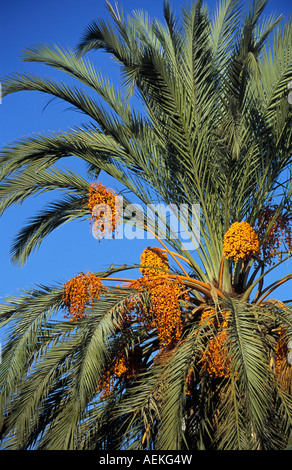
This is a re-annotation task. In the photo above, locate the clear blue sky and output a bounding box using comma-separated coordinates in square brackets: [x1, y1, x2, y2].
[0, 0, 292, 302]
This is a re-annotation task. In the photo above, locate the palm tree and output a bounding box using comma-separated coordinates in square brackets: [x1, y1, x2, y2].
[1, 0, 292, 450]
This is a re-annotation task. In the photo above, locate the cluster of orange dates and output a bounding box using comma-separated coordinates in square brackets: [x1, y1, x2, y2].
[62, 183, 292, 398]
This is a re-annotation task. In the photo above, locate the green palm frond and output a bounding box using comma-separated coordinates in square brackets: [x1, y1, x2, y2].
[211, 0, 242, 68]
[0, 166, 89, 214]
[9, 194, 86, 266]
[21, 44, 133, 121]
[0, 275, 146, 449]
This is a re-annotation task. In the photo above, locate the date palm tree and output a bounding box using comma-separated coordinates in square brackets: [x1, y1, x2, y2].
[1, 0, 292, 450]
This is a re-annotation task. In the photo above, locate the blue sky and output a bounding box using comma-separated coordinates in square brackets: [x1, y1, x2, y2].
[0, 0, 292, 303]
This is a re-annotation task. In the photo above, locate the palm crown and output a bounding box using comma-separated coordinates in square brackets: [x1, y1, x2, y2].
[0, 0, 292, 450]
